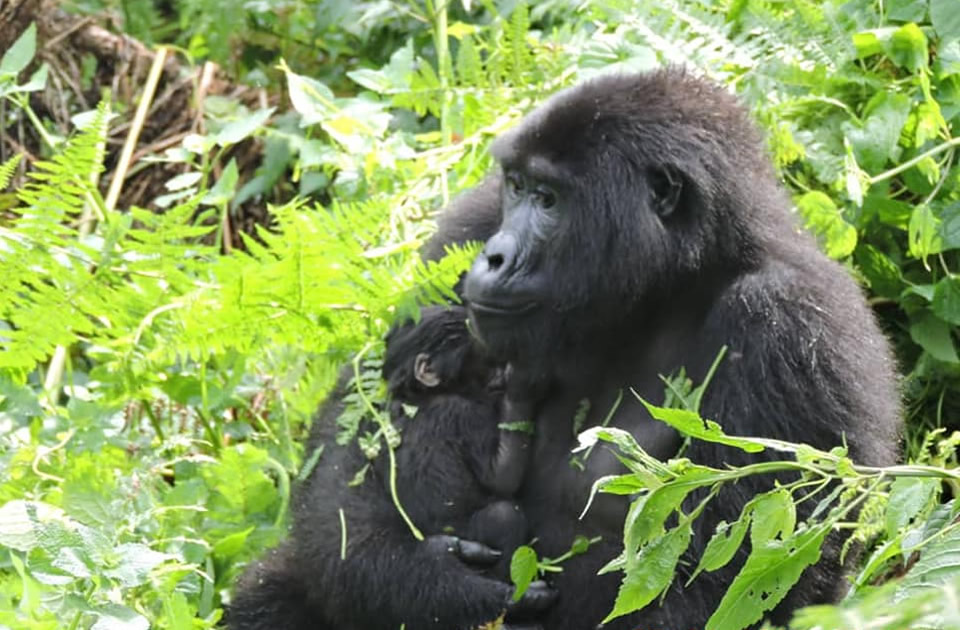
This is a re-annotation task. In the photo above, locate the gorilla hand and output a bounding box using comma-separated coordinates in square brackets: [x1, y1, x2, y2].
[425, 535, 558, 625]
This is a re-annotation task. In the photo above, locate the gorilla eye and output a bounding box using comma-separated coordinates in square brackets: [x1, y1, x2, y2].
[532, 187, 556, 209]
[505, 172, 524, 196]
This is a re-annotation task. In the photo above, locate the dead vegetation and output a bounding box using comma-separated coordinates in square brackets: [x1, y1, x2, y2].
[0, 0, 282, 244]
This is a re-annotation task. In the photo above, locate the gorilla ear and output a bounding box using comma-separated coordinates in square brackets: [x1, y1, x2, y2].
[648, 166, 683, 218]
[414, 353, 441, 387]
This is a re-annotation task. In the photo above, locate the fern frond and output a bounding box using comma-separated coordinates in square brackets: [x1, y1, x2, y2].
[0, 154, 21, 190]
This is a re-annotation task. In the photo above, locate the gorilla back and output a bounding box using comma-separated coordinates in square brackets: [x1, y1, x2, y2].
[230, 68, 901, 630]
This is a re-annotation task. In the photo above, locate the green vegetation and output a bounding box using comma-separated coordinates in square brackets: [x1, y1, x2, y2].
[1, 1, 960, 628]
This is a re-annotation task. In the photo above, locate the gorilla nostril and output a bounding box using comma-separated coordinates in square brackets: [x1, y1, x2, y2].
[487, 253, 505, 271]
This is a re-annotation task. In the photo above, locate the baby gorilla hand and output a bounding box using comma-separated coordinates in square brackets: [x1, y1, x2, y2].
[424, 535, 558, 627]
[503, 364, 550, 423]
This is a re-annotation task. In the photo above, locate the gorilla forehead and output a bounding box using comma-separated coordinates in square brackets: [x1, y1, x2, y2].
[491, 69, 760, 173]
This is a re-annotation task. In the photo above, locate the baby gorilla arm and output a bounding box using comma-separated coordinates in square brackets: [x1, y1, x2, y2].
[476, 366, 548, 496]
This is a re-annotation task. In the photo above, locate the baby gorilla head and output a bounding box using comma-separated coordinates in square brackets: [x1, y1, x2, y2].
[382, 304, 503, 401]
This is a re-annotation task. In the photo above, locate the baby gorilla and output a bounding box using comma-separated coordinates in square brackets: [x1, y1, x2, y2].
[381, 304, 538, 579]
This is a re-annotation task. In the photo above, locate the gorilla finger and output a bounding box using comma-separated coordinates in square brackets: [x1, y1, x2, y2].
[455, 538, 502, 565]
[506, 580, 558, 618]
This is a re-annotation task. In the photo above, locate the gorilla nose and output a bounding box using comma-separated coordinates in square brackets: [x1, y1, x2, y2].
[481, 232, 517, 274]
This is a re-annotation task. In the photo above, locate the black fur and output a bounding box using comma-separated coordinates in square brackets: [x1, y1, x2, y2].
[228, 68, 902, 630]
[381, 305, 532, 581]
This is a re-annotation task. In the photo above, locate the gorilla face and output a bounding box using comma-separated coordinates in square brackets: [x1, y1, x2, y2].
[462, 78, 694, 361]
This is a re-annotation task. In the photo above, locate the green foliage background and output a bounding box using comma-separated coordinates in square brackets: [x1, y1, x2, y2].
[1, 0, 960, 628]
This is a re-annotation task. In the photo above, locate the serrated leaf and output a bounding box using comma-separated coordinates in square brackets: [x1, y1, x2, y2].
[52, 546, 94, 578]
[750, 490, 796, 545]
[896, 523, 960, 601]
[0, 500, 67, 552]
[638, 400, 765, 453]
[598, 474, 650, 495]
[910, 310, 959, 363]
[604, 523, 692, 623]
[690, 513, 751, 583]
[707, 525, 830, 630]
[931, 0, 960, 44]
[624, 485, 690, 554]
[886, 477, 940, 539]
[510, 546, 538, 601]
[0, 24, 37, 76]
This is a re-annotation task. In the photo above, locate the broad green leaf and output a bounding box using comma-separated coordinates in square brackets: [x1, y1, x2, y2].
[347, 68, 392, 93]
[639, 400, 765, 453]
[909, 204, 944, 259]
[0, 23, 37, 76]
[202, 158, 239, 206]
[931, 0, 960, 44]
[690, 513, 751, 582]
[212, 526, 255, 559]
[0, 500, 67, 552]
[887, 23, 929, 72]
[855, 244, 903, 298]
[750, 490, 796, 545]
[103, 543, 173, 587]
[605, 523, 692, 623]
[933, 277, 960, 325]
[871, 196, 912, 228]
[887, 0, 927, 22]
[909, 310, 959, 363]
[214, 107, 275, 146]
[845, 92, 911, 172]
[162, 592, 195, 630]
[885, 477, 940, 539]
[940, 201, 960, 250]
[52, 547, 94, 578]
[852, 29, 891, 59]
[624, 486, 689, 554]
[91, 603, 149, 630]
[598, 473, 652, 495]
[795, 191, 857, 259]
[913, 101, 946, 147]
[4, 63, 48, 95]
[284, 67, 338, 125]
[164, 172, 203, 191]
[896, 522, 960, 601]
[707, 526, 830, 630]
[510, 546, 538, 601]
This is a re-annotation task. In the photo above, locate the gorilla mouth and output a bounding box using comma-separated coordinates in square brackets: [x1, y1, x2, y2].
[468, 299, 539, 316]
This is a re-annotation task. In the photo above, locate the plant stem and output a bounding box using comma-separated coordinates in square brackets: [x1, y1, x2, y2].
[353, 343, 424, 540]
[868, 136, 960, 185]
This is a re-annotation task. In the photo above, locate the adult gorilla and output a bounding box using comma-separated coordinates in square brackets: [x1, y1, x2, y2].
[229, 69, 901, 630]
